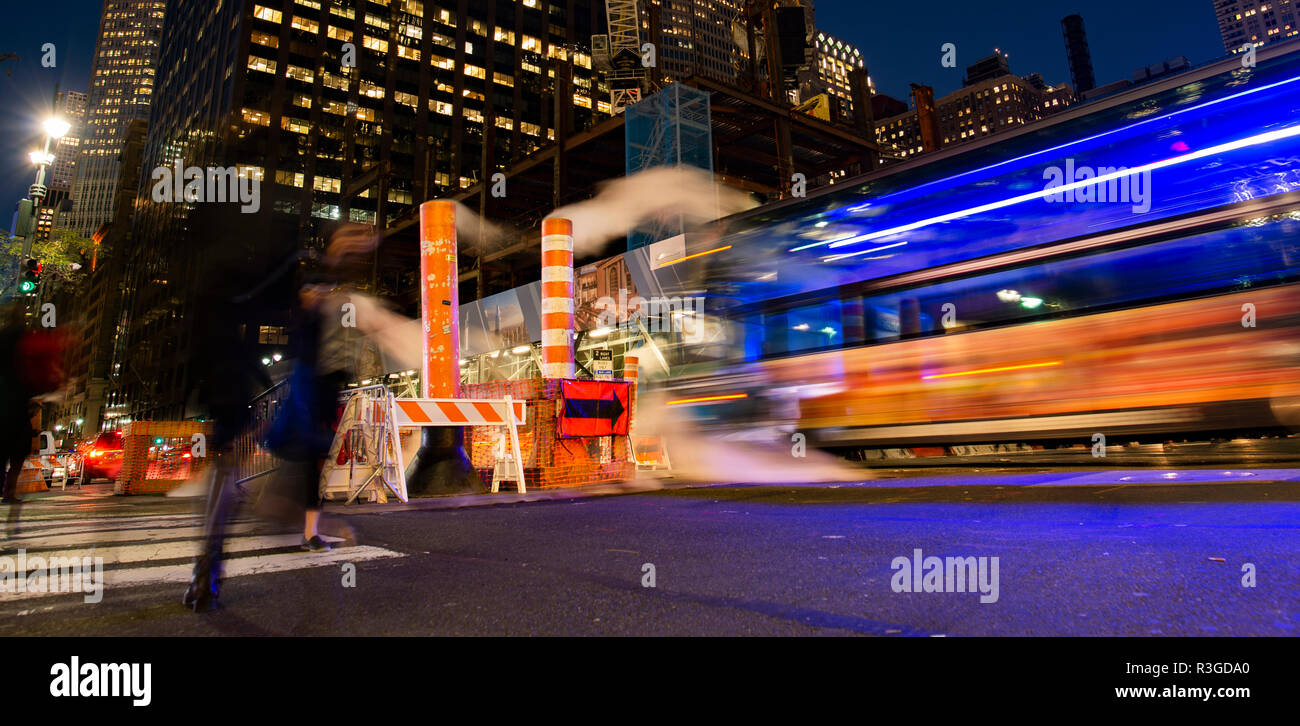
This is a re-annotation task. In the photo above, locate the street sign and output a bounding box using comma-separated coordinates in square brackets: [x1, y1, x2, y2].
[593, 349, 613, 381]
[559, 379, 630, 437]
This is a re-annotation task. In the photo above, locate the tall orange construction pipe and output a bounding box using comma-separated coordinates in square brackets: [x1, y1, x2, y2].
[420, 200, 459, 397]
[409, 199, 477, 493]
[540, 217, 574, 378]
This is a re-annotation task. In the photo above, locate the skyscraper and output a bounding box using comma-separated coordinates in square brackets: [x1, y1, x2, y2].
[1214, 0, 1300, 54]
[643, 0, 745, 84]
[65, 0, 166, 237]
[1061, 15, 1095, 95]
[803, 31, 870, 122]
[116, 0, 610, 420]
[49, 90, 88, 195]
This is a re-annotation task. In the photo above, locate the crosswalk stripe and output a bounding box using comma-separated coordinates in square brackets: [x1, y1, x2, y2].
[4, 521, 266, 549]
[6, 533, 344, 566]
[107, 546, 402, 587]
[5, 514, 205, 537]
[0, 505, 405, 604]
[0, 546, 403, 602]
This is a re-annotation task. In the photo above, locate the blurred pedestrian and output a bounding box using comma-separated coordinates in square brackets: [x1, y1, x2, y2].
[0, 316, 34, 505]
[182, 213, 369, 610]
[264, 272, 357, 552]
[1, 306, 68, 506]
[181, 203, 295, 611]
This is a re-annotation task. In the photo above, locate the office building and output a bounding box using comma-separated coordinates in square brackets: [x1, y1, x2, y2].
[65, 0, 166, 237]
[1214, 0, 1300, 54]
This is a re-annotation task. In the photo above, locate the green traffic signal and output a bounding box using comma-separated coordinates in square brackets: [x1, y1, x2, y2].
[18, 258, 39, 294]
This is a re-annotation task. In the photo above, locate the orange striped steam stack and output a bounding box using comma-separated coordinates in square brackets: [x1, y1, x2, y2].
[540, 217, 574, 378]
[624, 353, 638, 436]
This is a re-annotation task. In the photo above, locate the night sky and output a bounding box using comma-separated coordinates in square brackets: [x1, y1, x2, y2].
[0, 0, 1228, 225]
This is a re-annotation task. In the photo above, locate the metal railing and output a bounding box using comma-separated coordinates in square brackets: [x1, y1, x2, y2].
[233, 379, 290, 488]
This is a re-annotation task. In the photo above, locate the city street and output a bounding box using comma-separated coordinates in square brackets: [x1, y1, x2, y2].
[3, 467, 1296, 636]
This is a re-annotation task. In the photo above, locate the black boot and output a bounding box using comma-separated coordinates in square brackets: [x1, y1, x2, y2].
[183, 553, 222, 612]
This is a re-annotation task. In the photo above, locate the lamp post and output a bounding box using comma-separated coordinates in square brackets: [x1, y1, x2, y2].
[9, 117, 69, 299]
[23, 116, 71, 257]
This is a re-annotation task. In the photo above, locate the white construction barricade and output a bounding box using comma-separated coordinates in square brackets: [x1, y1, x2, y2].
[391, 396, 528, 493]
[322, 385, 409, 504]
[320, 388, 529, 501]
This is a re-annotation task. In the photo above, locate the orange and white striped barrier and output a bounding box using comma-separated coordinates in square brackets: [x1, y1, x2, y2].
[624, 354, 639, 437]
[16, 456, 48, 494]
[540, 217, 574, 379]
[393, 398, 526, 426]
[390, 395, 527, 493]
[622, 355, 670, 471]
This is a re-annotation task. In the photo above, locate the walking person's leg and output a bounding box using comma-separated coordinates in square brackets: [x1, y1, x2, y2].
[3, 448, 25, 536]
[303, 370, 350, 552]
[183, 382, 255, 611]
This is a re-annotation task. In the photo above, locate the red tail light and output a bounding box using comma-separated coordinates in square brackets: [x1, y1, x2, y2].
[88, 449, 103, 458]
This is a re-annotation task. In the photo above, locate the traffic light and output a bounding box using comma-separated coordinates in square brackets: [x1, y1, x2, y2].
[18, 258, 39, 294]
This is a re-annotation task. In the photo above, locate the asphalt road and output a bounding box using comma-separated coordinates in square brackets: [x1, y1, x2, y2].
[1, 469, 1297, 636]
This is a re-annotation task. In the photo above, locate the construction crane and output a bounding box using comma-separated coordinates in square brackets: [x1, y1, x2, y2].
[593, 0, 648, 113]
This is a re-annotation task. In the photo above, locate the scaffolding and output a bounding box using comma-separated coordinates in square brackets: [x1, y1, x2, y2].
[625, 83, 714, 250]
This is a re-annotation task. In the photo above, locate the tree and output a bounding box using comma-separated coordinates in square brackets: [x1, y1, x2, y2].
[0, 228, 96, 294]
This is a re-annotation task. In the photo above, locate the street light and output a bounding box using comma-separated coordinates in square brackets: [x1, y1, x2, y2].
[12, 114, 71, 292]
[44, 117, 71, 140]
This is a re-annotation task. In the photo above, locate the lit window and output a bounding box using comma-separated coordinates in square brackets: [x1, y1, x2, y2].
[281, 117, 311, 134]
[253, 5, 282, 22]
[285, 65, 314, 83]
[241, 108, 270, 126]
[313, 176, 341, 193]
[275, 170, 305, 187]
[251, 30, 278, 48]
[247, 56, 277, 74]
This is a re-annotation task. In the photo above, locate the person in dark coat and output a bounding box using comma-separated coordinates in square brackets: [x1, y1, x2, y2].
[0, 312, 35, 505]
[182, 203, 296, 611]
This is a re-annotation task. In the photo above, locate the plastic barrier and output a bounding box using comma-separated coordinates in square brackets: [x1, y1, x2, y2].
[116, 421, 213, 495]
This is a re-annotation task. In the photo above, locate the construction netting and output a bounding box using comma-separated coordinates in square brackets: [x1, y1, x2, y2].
[459, 378, 634, 489]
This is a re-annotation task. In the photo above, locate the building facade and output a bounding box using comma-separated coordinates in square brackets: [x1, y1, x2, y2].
[50, 91, 88, 194]
[115, 0, 612, 421]
[65, 0, 166, 237]
[876, 55, 1073, 161]
[644, 0, 745, 84]
[800, 31, 869, 122]
[1214, 0, 1300, 54]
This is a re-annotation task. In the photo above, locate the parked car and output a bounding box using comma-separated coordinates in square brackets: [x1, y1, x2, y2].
[82, 431, 125, 482]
